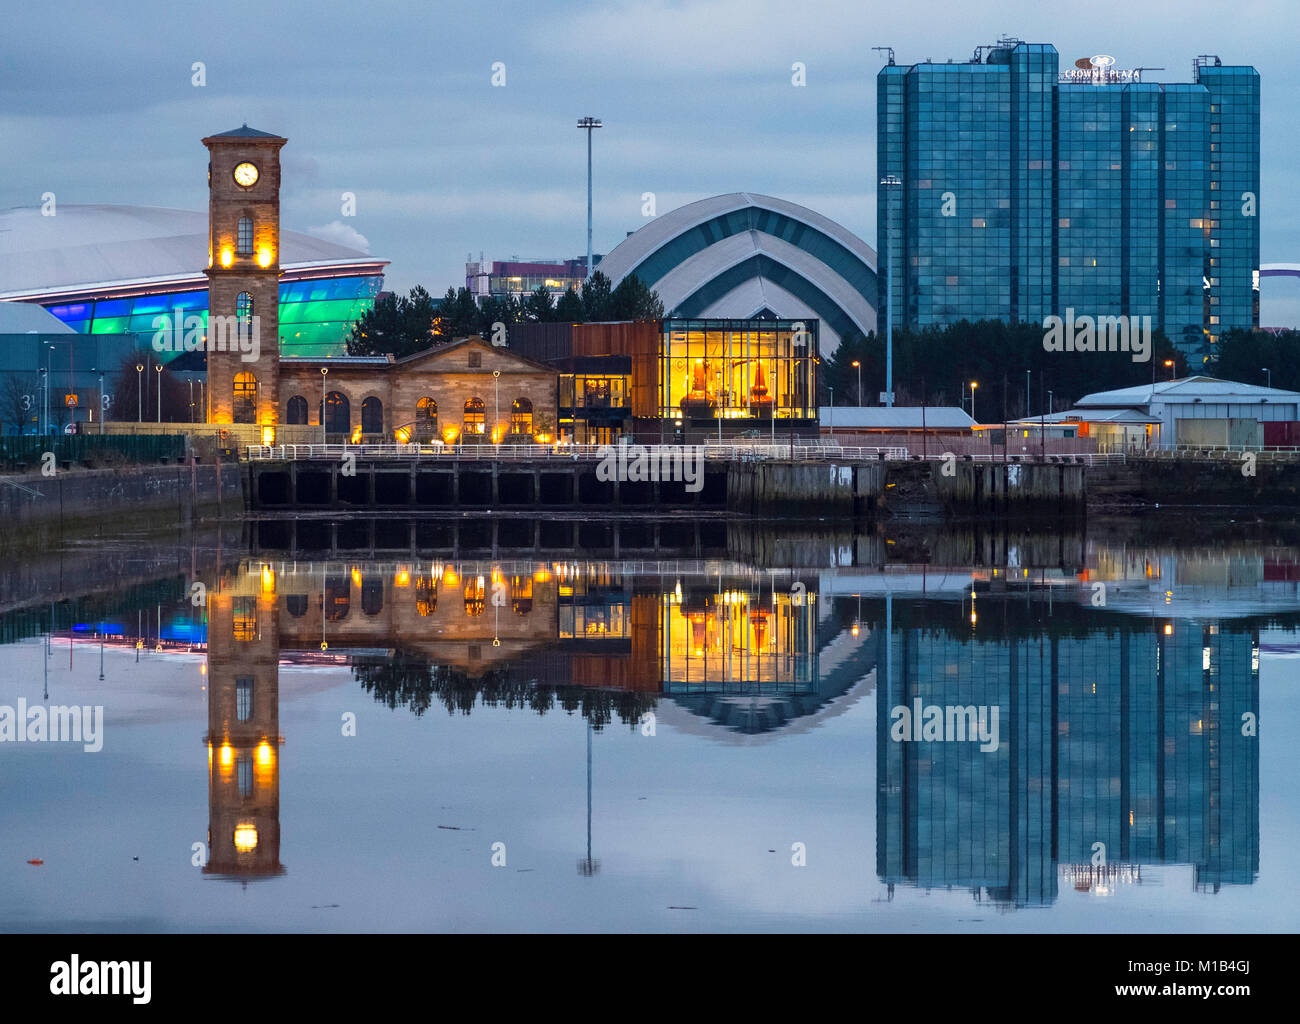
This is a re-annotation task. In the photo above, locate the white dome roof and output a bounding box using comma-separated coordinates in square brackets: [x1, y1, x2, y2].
[0, 204, 382, 300]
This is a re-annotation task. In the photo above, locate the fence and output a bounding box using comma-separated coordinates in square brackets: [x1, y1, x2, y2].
[243, 441, 911, 462]
[0, 434, 188, 471]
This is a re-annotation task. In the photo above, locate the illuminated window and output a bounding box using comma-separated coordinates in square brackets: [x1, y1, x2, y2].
[510, 397, 532, 435]
[415, 575, 437, 616]
[416, 397, 437, 438]
[232, 597, 257, 640]
[464, 397, 485, 434]
[233, 371, 258, 424]
[236, 292, 253, 325]
[237, 217, 253, 255]
[464, 576, 486, 616]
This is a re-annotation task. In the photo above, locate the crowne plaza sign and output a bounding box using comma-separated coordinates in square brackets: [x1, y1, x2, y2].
[1059, 54, 1141, 83]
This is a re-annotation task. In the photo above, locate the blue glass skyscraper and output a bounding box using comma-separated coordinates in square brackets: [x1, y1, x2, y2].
[877, 40, 1260, 362]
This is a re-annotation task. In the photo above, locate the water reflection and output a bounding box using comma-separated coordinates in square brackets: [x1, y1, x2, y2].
[5, 520, 1294, 917]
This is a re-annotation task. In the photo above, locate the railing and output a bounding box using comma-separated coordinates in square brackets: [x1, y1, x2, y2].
[243, 441, 910, 463]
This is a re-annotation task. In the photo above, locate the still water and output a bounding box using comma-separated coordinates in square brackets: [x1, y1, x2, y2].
[2, 516, 1298, 932]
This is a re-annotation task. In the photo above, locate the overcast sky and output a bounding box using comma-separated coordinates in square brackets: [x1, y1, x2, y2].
[2, 0, 1298, 324]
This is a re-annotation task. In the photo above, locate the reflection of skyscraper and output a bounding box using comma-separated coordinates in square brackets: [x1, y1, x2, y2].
[876, 615, 1259, 906]
[204, 578, 284, 879]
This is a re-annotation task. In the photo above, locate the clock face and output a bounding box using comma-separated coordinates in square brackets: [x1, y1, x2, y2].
[233, 161, 259, 188]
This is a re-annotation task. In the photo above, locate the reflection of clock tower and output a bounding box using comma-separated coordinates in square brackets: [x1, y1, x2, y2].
[202, 125, 286, 432]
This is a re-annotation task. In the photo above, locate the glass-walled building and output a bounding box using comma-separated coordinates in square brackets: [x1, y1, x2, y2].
[659, 318, 818, 424]
[878, 41, 1260, 362]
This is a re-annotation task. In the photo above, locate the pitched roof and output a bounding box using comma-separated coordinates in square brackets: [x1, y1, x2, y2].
[1075, 375, 1300, 406]
[205, 124, 285, 140]
[819, 406, 976, 429]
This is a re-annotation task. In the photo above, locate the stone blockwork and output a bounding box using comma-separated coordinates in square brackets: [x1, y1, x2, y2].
[203, 126, 287, 429]
[278, 336, 558, 441]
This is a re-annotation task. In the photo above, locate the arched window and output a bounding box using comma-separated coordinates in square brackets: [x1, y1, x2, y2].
[286, 395, 308, 424]
[233, 371, 258, 424]
[510, 397, 533, 436]
[361, 396, 383, 435]
[237, 217, 253, 255]
[511, 575, 533, 615]
[236, 291, 253, 325]
[285, 594, 308, 617]
[416, 397, 437, 439]
[463, 397, 485, 435]
[321, 391, 350, 435]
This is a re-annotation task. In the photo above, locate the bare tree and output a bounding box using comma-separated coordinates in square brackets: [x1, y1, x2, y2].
[0, 373, 39, 434]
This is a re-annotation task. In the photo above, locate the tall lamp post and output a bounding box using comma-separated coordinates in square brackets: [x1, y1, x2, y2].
[969, 381, 978, 424]
[1263, 367, 1272, 389]
[577, 117, 602, 280]
[851, 360, 861, 405]
[98, 372, 105, 435]
[493, 369, 501, 443]
[320, 366, 329, 444]
[44, 343, 56, 434]
[1164, 358, 1175, 382]
[155, 363, 163, 422]
[136, 363, 144, 422]
[879, 174, 903, 408]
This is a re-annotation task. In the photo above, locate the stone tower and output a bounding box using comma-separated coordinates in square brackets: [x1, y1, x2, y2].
[202, 124, 286, 433]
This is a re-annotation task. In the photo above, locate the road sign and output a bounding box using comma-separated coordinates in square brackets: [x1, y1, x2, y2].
[64, 393, 78, 407]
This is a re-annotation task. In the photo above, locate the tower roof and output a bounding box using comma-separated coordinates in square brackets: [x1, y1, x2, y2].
[206, 123, 284, 139]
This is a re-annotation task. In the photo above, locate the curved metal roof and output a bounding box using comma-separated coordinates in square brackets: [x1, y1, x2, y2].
[0, 204, 387, 301]
[597, 193, 878, 353]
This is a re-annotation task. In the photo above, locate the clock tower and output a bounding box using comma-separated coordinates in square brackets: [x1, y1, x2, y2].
[202, 124, 287, 433]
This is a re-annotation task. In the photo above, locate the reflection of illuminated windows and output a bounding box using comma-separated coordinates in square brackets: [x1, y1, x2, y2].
[415, 575, 437, 616]
[511, 576, 532, 615]
[464, 576, 486, 616]
[237, 756, 253, 797]
[236, 676, 253, 721]
[558, 602, 629, 638]
[233, 598, 257, 640]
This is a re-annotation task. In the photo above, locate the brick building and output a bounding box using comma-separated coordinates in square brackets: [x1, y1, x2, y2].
[278, 335, 558, 443]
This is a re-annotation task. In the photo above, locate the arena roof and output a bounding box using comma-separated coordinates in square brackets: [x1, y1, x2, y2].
[0, 204, 388, 303]
[597, 193, 878, 355]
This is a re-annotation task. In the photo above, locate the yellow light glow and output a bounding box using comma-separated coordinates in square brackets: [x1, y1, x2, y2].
[1164, 624, 1174, 636]
[260, 565, 275, 594]
[442, 425, 460, 444]
[850, 623, 860, 637]
[256, 742, 274, 766]
[256, 247, 274, 268]
[350, 426, 363, 444]
[233, 825, 259, 852]
[394, 426, 411, 444]
[220, 249, 233, 268]
[261, 426, 275, 445]
[443, 568, 460, 589]
[395, 569, 411, 588]
[350, 567, 362, 589]
[533, 569, 552, 583]
[219, 744, 233, 767]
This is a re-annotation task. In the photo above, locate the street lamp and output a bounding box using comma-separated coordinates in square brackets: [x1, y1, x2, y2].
[1263, 367, 1272, 389]
[493, 369, 501, 443]
[1164, 358, 1175, 382]
[577, 117, 603, 280]
[38, 366, 48, 435]
[44, 343, 56, 434]
[320, 366, 329, 443]
[155, 363, 163, 422]
[98, 372, 104, 435]
[136, 363, 144, 422]
[851, 360, 861, 405]
[879, 175, 903, 408]
[188, 378, 194, 422]
[969, 381, 978, 424]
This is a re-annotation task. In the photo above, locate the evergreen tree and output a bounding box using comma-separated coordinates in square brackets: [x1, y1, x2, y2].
[580, 270, 613, 321]
[609, 274, 665, 320]
[555, 286, 584, 323]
